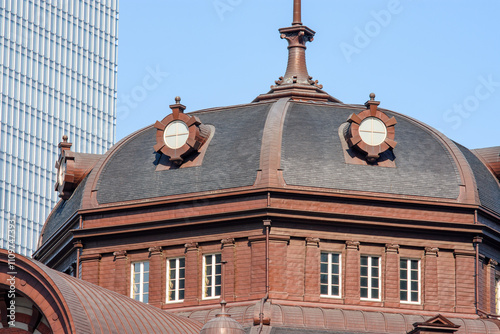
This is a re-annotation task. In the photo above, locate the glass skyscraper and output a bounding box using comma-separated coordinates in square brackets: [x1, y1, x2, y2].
[0, 0, 118, 256]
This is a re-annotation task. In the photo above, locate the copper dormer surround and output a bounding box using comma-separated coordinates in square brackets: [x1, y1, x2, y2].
[254, 0, 340, 103]
[346, 93, 397, 163]
[154, 97, 211, 165]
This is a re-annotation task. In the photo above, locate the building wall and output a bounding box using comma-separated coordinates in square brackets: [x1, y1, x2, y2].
[78, 222, 484, 315]
[0, 0, 118, 255]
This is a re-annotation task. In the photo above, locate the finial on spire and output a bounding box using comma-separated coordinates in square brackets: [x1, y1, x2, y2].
[369, 93, 376, 101]
[292, 0, 302, 25]
[253, 0, 341, 103]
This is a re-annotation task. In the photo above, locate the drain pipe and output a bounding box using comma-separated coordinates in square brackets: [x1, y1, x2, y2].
[258, 219, 271, 333]
[473, 208, 483, 314]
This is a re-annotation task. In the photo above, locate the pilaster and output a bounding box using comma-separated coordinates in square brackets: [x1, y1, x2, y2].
[148, 246, 164, 307]
[384, 243, 400, 307]
[345, 240, 360, 304]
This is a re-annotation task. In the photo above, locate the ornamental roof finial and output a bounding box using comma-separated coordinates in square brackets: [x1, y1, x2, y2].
[253, 0, 340, 103]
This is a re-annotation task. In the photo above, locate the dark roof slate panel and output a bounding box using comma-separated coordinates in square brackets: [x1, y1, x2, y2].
[41, 175, 87, 243]
[456, 143, 500, 215]
[96, 103, 272, 204]
[281, 102, 461, 199]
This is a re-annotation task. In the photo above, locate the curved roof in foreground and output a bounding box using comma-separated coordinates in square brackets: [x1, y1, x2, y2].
[0, 249, 202, 334]
[178, 301, 500, 334]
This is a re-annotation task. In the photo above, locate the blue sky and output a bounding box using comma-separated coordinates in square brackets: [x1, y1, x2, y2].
[115, 1, 500, 149]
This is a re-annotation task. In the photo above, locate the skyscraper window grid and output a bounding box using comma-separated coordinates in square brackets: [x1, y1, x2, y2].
[0, 0, 118, 256]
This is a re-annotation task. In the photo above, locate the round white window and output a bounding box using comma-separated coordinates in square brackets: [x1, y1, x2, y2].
[358, 117, 387, 146]
[163, 121, 189, 149]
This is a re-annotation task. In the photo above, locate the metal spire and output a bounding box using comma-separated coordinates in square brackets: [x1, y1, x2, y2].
[292, 0, 302, 25]
[253, 0, 340, 103]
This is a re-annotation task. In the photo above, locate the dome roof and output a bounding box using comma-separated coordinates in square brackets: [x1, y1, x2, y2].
[91, 100, 469, 203]
[38, 97, 500, 246]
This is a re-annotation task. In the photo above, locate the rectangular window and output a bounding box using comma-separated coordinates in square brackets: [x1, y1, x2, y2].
[360, 255, 380, 300]
[131, 261, 149, 303]
[203, 254, 221, 299]
[320, 252, 341, 297]
[400, 259, 420, 303]
[496, 276, 500, 315]
[167, 257, 185, 303]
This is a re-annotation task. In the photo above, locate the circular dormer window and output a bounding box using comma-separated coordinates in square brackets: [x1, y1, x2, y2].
[346, 93, 397, 163]
[359, 117, 387, 146]
[164, 120, 189, 149]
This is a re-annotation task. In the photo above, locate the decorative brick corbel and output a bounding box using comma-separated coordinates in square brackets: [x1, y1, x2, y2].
[385, 243, 400, 253]
[425, 247, 439, 256]
[489, 258, 498, 268]
[306, 237, 320, 247]
[113, 250, 127, 261]
[221, 238, 236, 248]
[346, 240, 360, 250]
[148, 246, 163, 256]
[184, 242, 199, 252]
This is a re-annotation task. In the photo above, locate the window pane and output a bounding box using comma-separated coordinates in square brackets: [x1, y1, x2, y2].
[400, 269, 407, 279]
[321, 253, 328, 262]
[400, 291, 407, 301]
[360, 256, 368, 266]
[321, 274, 328, 284]
[360, 288, 368, 298]
[411, 292, 418, 302]
[360, 266, 368, 276]
[360, 277, 368, 287]
[321, 285, 328, 295]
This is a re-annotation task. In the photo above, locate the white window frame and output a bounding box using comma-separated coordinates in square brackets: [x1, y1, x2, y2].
[166, 257, 185, 303]
[400, 258, 421, 304]
[202, 253, 222, 300]
[360, 255, 381, 301]
[496, 276, 500, 315]
[130, 261, 149, 303]
[320, 252, 342, 298]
